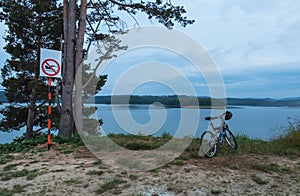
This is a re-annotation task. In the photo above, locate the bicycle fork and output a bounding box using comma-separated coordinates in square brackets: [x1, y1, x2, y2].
[218, 131, 226, 146]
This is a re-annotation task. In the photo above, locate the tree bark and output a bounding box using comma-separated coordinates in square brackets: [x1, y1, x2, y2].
[26, 10, 42, 139]
[26, 88, 36, 139]
[59, 0, 76, 138]
[74, 0, 87, 133]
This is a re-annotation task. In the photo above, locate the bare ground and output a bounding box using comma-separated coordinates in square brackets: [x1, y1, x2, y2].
[0, 143, 300, 195]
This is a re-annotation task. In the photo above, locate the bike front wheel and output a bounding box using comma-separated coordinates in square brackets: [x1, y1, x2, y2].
[224, 128, 238, 149]
[199, 131, 217, 158]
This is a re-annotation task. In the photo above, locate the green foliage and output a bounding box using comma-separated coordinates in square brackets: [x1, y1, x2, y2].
[0, 0, 63, 134]
[0, 133, 84, 154]
[0, 134, 48, 153]
[275, 117, 300, 147]
[86, 0, 194, 42]
[53, 133, 84, 147]
[161, 132, 173, 140]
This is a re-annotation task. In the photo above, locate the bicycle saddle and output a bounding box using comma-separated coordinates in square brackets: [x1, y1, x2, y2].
[204, 116, 211, 121]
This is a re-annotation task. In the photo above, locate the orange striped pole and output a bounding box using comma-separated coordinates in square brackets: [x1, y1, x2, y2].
[48, 78, 52, 150]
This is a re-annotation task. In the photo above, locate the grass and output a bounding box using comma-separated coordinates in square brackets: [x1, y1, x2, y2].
[116, 157, 147, 170]
[167, 183, 184, 194]
[129, 174, 139, 181]
[0, 169, 39, 181]
[0, 188, 13, 196]
[92, 160, 102, 165]
[171, 160, 185, 166]
[251, 174, 269, 185]
[0, 133, 84, 154]
[86, 170, 105, 176]
[107, 132, 173, 150]
[64, 178, 82, 185]
[11, 184, 26, 193]
[0, 120, 299, 160]
[0, 154, 15, 165]
[251, 163, 291, 174]
[95, 178, 127, 194]
[216, 131, 300, 157]
[50, 169, 66, 173]
[3, 163, 22, 171]
[211, 189, 222, 195]
[26, 169, 41, 180]
[0, 169, 29, 181]
[0, 184, 28, 196]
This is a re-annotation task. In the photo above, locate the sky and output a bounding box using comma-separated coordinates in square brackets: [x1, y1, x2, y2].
[1, 0, 300, 98]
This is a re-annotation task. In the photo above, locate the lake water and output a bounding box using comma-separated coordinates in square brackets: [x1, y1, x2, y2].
[0, 104, 299, 144]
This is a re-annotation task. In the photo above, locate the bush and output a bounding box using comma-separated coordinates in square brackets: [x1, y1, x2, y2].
[0, 133, 84, 154]
[276, 117, 300, 147]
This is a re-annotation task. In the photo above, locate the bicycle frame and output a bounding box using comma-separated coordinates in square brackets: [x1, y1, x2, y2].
[207, 112, 227, 143]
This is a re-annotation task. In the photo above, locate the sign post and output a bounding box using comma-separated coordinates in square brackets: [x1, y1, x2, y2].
[40, 48, 62, 150]
[47, 78, 52, 151]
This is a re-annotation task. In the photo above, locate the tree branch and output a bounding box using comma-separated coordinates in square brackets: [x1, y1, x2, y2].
[108, 0, 145, 9]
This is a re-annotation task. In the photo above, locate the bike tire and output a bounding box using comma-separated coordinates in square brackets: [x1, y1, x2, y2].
[224, 128, 238, 149]
[199, 131, 217, 158]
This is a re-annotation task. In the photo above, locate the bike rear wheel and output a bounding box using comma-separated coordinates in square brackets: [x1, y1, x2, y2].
[199, 131, 217, 158]
[224, 128, 237, 149]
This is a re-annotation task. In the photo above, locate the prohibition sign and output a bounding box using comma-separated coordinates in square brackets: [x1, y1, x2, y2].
[41, 58, 61, 77]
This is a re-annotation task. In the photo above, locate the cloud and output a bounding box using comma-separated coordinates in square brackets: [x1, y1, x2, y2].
[1, 1, 299, 98]
[173, 0, 300, 72]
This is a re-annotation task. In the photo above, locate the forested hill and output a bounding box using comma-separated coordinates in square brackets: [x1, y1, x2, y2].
[1, 92, 299, 107]
[92, 95, 300, 107]
[226, 97, 300, 107]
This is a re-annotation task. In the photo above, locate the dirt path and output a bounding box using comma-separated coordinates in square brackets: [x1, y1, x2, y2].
[0, 144, 299, 195]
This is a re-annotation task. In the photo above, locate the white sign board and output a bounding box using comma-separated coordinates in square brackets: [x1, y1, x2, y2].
[40, 48, 62, 78]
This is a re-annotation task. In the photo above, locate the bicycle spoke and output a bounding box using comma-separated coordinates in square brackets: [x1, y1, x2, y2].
[224, 129, 237, 149]
[199, 131, 217, 158]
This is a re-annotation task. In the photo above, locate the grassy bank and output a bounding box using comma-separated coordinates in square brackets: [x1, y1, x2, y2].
[0, 123, 299, 160]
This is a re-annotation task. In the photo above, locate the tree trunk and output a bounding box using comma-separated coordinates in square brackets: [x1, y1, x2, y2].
[26, 10, 42, 140]
[59, 0, 76, 138]
[26, 88, 36, 139]
[74, 0, 87, 133]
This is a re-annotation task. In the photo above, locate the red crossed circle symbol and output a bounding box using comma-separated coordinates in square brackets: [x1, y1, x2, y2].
[41, 58, 60, 77]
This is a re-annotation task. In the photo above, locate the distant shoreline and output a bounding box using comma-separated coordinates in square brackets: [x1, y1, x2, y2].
[1, 92, 300, 107]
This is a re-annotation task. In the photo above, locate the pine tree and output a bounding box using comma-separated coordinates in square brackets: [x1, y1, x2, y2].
[0, 0, 63, 139]
[60, 0, 195, 138]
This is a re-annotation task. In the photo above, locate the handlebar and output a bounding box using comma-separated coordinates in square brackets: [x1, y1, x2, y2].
[204, 111, 228, 121]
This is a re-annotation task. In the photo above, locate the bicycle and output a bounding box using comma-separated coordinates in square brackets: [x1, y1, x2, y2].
[199, 111, 237, 158]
